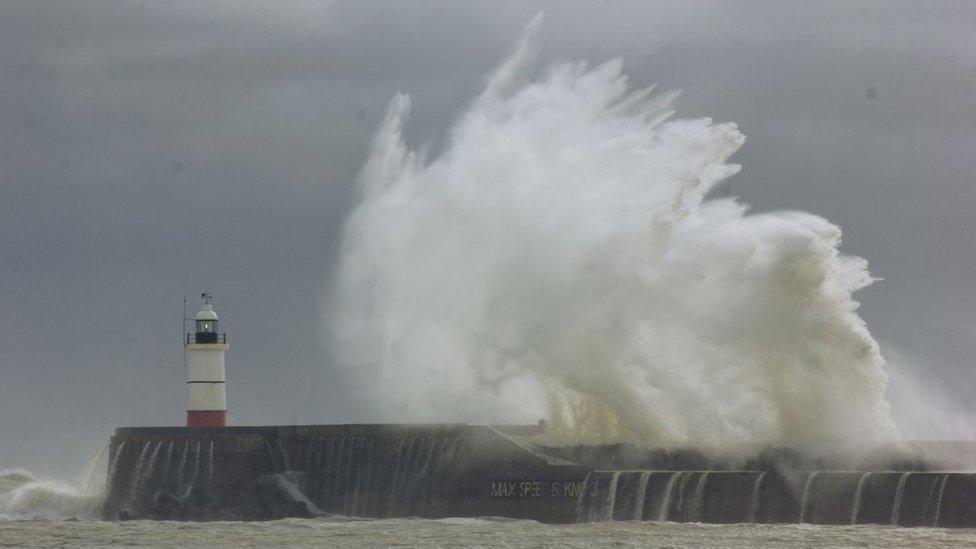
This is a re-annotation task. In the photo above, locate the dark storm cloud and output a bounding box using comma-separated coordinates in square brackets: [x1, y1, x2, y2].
[1, 1, 974, 474]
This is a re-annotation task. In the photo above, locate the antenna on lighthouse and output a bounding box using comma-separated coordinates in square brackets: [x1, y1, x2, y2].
[182, 295, 188, 371]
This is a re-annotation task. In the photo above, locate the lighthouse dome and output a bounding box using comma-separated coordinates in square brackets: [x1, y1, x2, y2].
[196, 304, 219, 321]
[193, 299, 221, 344]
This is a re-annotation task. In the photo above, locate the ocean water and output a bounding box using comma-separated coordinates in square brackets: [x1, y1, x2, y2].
[3, 517, 976, 548]
[3, 469, 976, 547]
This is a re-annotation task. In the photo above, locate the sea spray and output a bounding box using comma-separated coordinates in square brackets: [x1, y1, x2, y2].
[0, 478, 99, 520]
[891, 472, 911, 525]
[161, 441, 175, 485]
[851, 472, 871, 524]
[320, 437, 337, 509]
[207, 441, 215, 488]
[388, 437, 412, 516]
[574, 472, 593, 522]
[673, 472, 694, 521]
[176, 441, 189, 489]
[633, 471, 652, 520]
[179, 441, 200, 499]
[329, 17, 896, 449]
[128, 441, 152, 500]
[922, 474, 942, 525]
[421, 437, 438, 480]
[352, 437, 376, 516]
[106, 442, 127, 492]
[689, 472, 709, 522]
[332, 436, 348, 512]
[189, 441, 202, 489]
[604, 472, 621, 520]
[138, 441, 164, 492]
[1, 446, 115, 521]
[0, 469, 34, 499]
[658, 472, 682, 521]
[343, 437, 359, 514]
[749, 472, 766, 523]
[352, 438, 369, 515]
[934, 474, 950, 526]
[799, 472, 818, 524]
[82, 443, 109, 495]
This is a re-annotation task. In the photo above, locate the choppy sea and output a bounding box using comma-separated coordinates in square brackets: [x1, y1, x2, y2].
[3, 468, 976, 547]
[4, 517, 976, 548]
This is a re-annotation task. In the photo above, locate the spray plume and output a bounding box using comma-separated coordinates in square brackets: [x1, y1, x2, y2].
[329, 18, 896, 451]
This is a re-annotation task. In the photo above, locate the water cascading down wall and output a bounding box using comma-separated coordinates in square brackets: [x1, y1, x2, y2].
[102, 425, 976, 526]
[577, 470, 976, 527]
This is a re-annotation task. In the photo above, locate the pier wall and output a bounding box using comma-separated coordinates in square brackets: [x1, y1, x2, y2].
[103, 424, 587, 522]
[104, 425, 976, 526]
[575, 470, 976, 527]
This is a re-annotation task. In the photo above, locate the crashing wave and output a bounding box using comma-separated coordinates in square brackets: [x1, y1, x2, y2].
[329, 16, 896, 451]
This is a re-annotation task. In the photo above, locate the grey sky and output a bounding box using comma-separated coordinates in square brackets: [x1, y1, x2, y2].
[1, 1, 974, 475]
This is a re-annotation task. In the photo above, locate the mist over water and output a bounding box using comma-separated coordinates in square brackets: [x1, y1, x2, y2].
[0, 469, 101, 521]
[329, 19, 896, 451]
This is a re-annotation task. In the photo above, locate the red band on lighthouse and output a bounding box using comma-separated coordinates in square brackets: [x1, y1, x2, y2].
[187, 410, 227, 427]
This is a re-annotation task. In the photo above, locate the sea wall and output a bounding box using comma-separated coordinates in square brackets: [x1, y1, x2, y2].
[575, 470, 976, 527]
[102, 424, 588, 522]
[103, 425, 976, 526]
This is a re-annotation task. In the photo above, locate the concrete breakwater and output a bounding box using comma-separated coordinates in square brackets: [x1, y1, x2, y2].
[577, 470, 976, 527]
[103, 424, 588, 522]
[103, 425, 976, 526]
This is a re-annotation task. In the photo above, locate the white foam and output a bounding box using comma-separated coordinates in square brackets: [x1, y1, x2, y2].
[329, 19, 896, 451]
[0, 478, 100, 520]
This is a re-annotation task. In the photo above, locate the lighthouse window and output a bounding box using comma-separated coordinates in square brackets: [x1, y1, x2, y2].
[196, 320, 217, 333]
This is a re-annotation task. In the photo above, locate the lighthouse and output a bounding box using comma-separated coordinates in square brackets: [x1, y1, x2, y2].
[185, 294, 228, 427]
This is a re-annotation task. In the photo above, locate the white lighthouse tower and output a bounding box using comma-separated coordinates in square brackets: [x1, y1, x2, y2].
[185, 293, 228, 427]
